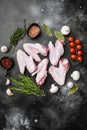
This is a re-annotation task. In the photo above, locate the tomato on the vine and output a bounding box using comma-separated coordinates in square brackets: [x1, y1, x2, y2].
[77, 56, 83, 62]
[69, 42, 75, 47]
[70, 48, 76, 53]
[68, 36, 74, 42]
[75, 39, 81, 45]
[68, 36, 83, 62]
[76, 44, 82, 50]
[77, 50, 83, 56]
[71, 54, 77, 60]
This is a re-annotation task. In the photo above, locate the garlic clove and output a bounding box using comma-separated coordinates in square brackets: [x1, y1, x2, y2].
[5, 78, 10, 86]
[6, 89, 13, 96]
[1, 45, 8, 53]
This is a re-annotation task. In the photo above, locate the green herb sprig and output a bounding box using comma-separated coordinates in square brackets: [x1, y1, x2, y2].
[8, 19, 27, 49]
[10, 74, 45, 96]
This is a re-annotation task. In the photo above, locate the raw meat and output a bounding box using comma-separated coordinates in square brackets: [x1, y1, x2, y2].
[17, 50, 26, 74]
[23, 43, 49, 62]
[35, 43, 49, 56]
[48, 40, 64, 66]
[17, 49, 36, 74]
[23, 44, 41, 62]
[32, 59, 49, 86]
[49, 58, 70, 85]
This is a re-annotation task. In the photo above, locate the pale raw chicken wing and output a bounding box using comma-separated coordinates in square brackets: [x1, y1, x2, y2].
[32, 59, 49, 86]
[17, 49, 36, 74]
[49, 58, 70, 85]
[23, 43, 49, 62]
[23, 44, 41, 62]
[48, 40, 64, 66]
[17, 50, 26, 74]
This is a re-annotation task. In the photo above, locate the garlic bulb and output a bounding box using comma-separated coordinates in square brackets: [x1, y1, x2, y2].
[50, 84, 59, 94]
[61, 25, 70, 35]
[6, 89, 13, 96]
[71, 71, 80, 81]
[0, 45, 8, 53]
[67, 81, 73, 88]
[5, 78, 10, 86]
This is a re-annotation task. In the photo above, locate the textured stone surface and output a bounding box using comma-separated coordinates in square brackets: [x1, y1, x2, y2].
[0, 0, 87, 130]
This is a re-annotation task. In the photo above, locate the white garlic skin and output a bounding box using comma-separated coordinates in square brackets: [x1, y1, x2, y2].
[67, 81, 73, 88]
[71, 71, 80, 81]
[50, 84, 59, 94]
[5, 78, 10, 85]
[0, 45, 8, 53]
[6, 89, 13, 96]
[61, 25, 70, 35]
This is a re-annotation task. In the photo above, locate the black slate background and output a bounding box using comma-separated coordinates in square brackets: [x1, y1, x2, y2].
[0, 0, 87, 130]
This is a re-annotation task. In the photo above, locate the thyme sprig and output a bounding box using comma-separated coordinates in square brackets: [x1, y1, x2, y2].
[8, 19, 27, 49]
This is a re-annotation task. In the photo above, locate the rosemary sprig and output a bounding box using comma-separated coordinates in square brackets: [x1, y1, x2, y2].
[10, 74, 45, 96]
[8, 19, 27, 49]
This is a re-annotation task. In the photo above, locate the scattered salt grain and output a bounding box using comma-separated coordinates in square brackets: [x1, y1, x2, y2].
[34, 119, 38, 123]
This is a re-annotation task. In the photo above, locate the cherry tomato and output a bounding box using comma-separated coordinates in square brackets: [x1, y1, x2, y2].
[77, 56, 83, 62]
[71, 54, 77, 60]
[68, 36, 74, 42]
[70, 48, 76, 53]
[69, 42, 75, 47]
[75, 39, 81, 45]
[77, 50, 83, 56]
[76, 44, 82, 50]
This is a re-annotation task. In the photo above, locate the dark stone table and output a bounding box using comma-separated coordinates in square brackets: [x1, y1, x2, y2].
[0, 0, 87, 130]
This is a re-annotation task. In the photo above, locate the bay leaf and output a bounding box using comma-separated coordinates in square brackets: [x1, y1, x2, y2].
[68, 86, 79, 95]
[54, 31, 65, 41]
[42, 24, 52, 36]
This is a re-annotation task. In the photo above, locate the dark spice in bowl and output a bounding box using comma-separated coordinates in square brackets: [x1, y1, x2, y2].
[27, 23, 41, 38]
[0, 57, 14, 69]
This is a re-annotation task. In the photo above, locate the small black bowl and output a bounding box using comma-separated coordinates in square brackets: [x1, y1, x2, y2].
[27, 23, 41, 39]
[0, 56, 14, 70]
